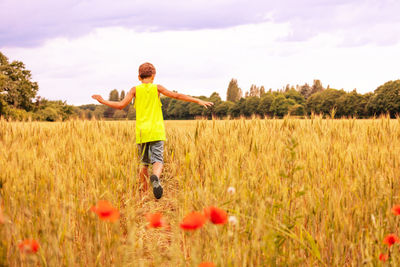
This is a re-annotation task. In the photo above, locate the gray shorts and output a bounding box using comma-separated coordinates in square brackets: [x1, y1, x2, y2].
[137, 140, 164, 165]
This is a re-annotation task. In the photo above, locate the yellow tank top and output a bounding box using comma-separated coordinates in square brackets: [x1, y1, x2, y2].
[134, 83, 166, 144]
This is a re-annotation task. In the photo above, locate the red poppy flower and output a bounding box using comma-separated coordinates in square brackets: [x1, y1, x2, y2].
[379, 253, 388, 262]
[91, 200, 120, 222]
[383, 234, 399, 247]
[204, 206, 228, 225]
[180, 211, 207, 230]
[392, 205, 400, 215]
[18, 239, 40, 254]
[198, 262, 215, 267]
[146, 213, 166, 228]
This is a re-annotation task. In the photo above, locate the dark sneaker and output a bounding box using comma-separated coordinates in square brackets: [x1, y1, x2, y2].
[150, 175, 163, 199]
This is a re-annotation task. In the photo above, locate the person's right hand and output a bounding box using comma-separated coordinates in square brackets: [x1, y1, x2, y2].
[198, 100, 214, 109]
[92, 94, 104, 102]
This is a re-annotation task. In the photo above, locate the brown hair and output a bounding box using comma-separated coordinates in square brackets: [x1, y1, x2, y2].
[138, 62, 156, 79]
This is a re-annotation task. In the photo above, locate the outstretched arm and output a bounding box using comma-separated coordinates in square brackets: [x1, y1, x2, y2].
[92, 87, 136, 110]
[157, 85, 214, 108]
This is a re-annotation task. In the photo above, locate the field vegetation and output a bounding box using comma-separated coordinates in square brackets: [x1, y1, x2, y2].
[1, 117, 400, 266]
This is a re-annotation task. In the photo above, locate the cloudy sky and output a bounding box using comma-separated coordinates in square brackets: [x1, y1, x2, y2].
[1, 0, 400, 105]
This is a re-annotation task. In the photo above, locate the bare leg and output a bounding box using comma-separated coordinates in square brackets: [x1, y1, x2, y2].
[139, 165, 149, 194]
[152, 162, 163, 178]
[150, 162, 164, 199]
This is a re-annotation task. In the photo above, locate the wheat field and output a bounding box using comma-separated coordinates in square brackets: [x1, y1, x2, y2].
[1, 117, 400, 266]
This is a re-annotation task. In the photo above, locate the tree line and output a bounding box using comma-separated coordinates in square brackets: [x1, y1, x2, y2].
[1, 51, 400, 121]
[77, 78, 400, 120]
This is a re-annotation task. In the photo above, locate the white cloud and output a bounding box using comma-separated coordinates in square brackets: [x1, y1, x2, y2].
[2, 22, 400, 105]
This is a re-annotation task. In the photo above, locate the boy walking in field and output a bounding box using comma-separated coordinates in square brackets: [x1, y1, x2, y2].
[92, 63, 213, 199]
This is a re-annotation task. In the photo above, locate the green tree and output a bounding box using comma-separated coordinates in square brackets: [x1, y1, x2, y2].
[260, 86, 266, 97]
[113, 89, 128, 119]
[226, 78, 242, 102]
[160, 97, 171, 118]
[93, 105, 107, 119]
[215, 101, 235, 118]
[257, 93, 274, 116]
[243, 96, 260, 116]
[78, 104, 97, 111]
[336, 89, 368, 117]
[362, 92, 374, 117]
[109, 89, 119, 101]
[119, 90, 125, 101]
[0, 51, 38, 112]
[306, 88, 346, 115]
[0, 96, 6, 115]
[119, 90, 130, 113]
[249, 84, 261, 97]
[34, 98, 75, 121]
[289, 104, 305, 116]
[229, 98, 246, 117]
[310, 79, 324, 96]
[169, 100, 190, 119]
[103, 89, 119, 118]
[113, 109, 127, 119]
[299, 83, 312, 99]
[285, 89, 306, 105]
[166, 99, 178, 118]
[270, 94, 297, 117]
[202, 92, 221, 118]
[188, 96, 208, 118]
[36, 107, 59, 121]
[367, 80, 400, 117]
[127, 105, 136, 120]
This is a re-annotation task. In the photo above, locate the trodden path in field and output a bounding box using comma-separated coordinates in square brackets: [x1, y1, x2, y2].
[119, 162, 183, 264]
